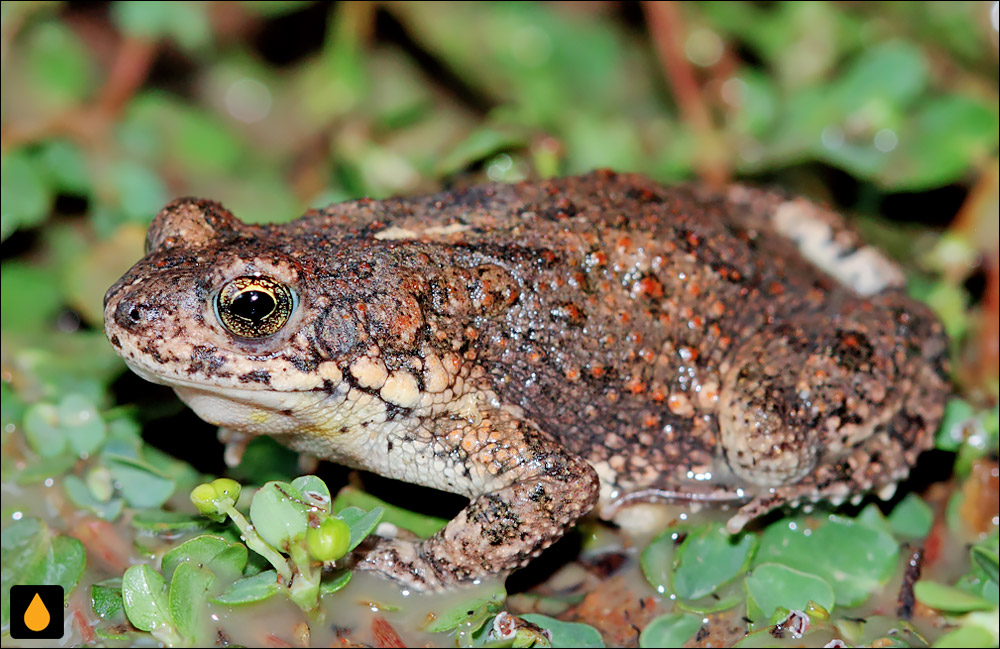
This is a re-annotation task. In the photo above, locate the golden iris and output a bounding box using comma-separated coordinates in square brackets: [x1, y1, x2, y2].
[216, 277, 294, 338]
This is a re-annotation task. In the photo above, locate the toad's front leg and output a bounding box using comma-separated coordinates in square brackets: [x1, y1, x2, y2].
[353, 406, 599, 590]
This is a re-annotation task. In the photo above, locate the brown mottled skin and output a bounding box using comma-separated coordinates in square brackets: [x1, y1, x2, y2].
[104, 170, 949, 590]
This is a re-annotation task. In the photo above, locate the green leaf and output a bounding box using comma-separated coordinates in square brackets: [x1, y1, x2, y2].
[332, 486, 448, 539]
[168, 562, 216, 643]
[59, 393, 107, 457]
[754, 516, 898, 607]
[1, 381, 25, 430]
[21, 394, 107, 459]
[672, 524, 757, 601]
[174, 108, 243, 174]
[971, 543, 999, 586]
[744, 563, 836, 618]
[728, 69, 778, 137]
[0, 262, 63, 332]
[35, 139, 91, 195]
[915, 581, 995, 613]
[1, 151, 51, 241]
[437, 126, 529, 177]
[519, 614, 605, 648]
[85, 466, 115, 502]
[106, 454, 176, 508]
[291, 475, 332, 514]
[64, 474, 124, 521]
[212, 570, 280, 605]
[17, 533, 86, 603]
[889, 95, 999, 190]
[319, 569, 353, 596]
[909, 278, 970, 344]
[674, 594, 742, 615]
[4, 330, 124, 403]
[23, 402, 67, 458]
[14, 454, 79, 485]
[424, 583, 506, 632]
[1, 518, 49, 627]
[44, 534, 85, 598]
[935, 399, 977, 452]
[110, 161, 167, 223]
[94, 625, 132, 642]
[335, 506, 385, 552]
[932, 624, 997, 649]
[24, 20, 95, 104]
[168, 563, 215, 645]
[249, 481, 310, 549]
[834, 41, 927, 111]
[91, 579, 124, 619]
[162, 537, 231, 581]
[639, 612, 703, 648]
[855, 503, 895, 538]
[130, 510, 208, 533]
[640, 527, 682, 594]
[888, 493, 934, 539]
[111, 1, 211, 51]
[143, 445, 203, 496]
[161, 535, 247, 583]
[121, 564, 171, 633]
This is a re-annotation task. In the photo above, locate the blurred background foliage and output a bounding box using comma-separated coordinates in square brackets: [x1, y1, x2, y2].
[1, 2, 997, 393]
[1, 2, 998, 366]
[0, 1, 998, 644]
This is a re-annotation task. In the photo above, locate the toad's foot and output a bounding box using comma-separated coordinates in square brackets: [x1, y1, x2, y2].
[718, 292, 946, 522]
[725, 396, 944, 534]
[355, 538, 451, 590]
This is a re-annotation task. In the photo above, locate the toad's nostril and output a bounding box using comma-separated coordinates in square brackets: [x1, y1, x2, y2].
[114, 298, 149, 330]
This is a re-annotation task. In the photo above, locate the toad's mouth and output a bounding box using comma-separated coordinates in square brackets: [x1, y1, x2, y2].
[118, 356, 358, 440]
[117, 347, 338, 389]
[106, 315, 347, 395]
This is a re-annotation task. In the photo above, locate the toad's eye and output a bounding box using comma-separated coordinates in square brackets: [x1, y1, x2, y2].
[216, 277, 295, 338]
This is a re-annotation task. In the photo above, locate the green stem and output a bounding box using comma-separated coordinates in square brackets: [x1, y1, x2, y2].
[222, 504, 292, 581]
[287, 541, 321, 615]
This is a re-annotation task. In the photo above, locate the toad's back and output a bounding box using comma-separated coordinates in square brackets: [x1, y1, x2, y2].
[105, 171, 948, 589]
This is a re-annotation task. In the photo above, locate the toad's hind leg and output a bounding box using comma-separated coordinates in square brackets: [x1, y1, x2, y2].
[726, 394, 945, 532]
[354, 406, 599, 590]
[717, 292, 947, 530]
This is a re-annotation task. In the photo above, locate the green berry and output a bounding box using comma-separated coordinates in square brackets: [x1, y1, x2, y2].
[306, 517, 351, 562]
[190, 483, 220, 515]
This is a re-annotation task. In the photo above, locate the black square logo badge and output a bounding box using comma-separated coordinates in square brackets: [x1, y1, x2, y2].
[9, 585, 65, 639]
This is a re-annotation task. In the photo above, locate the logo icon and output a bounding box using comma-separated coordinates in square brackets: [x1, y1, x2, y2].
[9, 585, 64, 639]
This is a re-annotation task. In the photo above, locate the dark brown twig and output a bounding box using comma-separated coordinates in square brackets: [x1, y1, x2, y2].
[897, 544, 924, 620]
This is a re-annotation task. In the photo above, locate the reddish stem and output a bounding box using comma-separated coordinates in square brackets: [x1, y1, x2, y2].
[641, 1, 729, 186]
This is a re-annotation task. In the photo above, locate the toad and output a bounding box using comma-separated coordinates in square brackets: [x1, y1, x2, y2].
[103, 171, 948, 590]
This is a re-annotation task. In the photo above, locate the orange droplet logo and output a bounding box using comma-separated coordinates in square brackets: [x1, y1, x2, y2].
[24, 593, 51, 632]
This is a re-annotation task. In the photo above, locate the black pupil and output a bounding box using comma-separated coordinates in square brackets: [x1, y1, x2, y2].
[231, 290, 275, 321]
